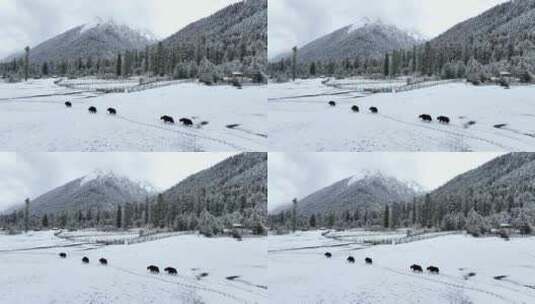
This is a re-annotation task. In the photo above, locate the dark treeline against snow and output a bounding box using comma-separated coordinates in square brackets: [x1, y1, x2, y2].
[0, 0, 267, 85]
[269, 153, 534, 238]
[0, 153, 268, 238]
[268, 0, 534, 85]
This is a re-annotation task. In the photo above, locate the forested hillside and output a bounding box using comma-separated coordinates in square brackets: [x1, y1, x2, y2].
[268, 0, 535, 83]
[270, 153, 535, 236]
[0, 0, 267, 84]
[0, 153, 268, 236]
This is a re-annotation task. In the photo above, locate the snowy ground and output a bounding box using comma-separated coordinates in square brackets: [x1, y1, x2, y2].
[268, 230, 535, 304]
[269, 78, 535, 152]
[0, 230, 267, 304]
[0, 78, 266, 151]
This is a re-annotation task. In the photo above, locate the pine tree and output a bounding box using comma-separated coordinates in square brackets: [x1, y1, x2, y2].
[116, 54, 122, 77]
[24, 198, 30, 232]
[383, 204, 390, 229]
[309, 214, 316, 228]
[24, 46, 30, 81]
[291, 198, 298, 232]
[384, 53, 390, 77]
[291, 46, 298, 81]
[42, 214, 49, 228]
[116, 205, 122, 229]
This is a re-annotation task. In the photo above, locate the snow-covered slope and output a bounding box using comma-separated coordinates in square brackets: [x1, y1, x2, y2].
[162, 153, 267, 217]
[268, 78, 535, 152]
[22, 170, 153, 216]
[0, 78, 267, 151]
[269, 231, 535, 304]
[275, 171, 421, 216]
[0, 231, 267, 304]
[431, 0, 535, 49]
[290, 19, 423, 63]
[13, 18, 155, 64]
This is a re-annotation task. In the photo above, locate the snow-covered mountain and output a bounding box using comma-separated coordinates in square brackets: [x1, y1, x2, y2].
[431, 153, 535, 198]
[162, 0, 267, 63]
[274, 172, 422, 216]
[25, 170, 154, 216]
[285, 18, 423, 63]
[13, 18, 156, 64]
[431, 0, 535, 49]
[161, 152, 267, 216]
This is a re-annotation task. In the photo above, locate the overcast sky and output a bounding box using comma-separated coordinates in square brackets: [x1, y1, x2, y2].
[268, 0, 509, 58]
[268, 153, 503, 212]
[0, 0, 241, 59]
[0, 152, 236, 212]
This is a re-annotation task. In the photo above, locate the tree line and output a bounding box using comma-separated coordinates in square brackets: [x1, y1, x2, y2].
[269, 183, 534, 237]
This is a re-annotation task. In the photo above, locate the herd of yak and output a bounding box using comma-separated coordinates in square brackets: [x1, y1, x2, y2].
[58, 252, 178, 276]
[64, 101, 194, 127]
[328, 101, 451, 124]
[324, 252, 440, 274]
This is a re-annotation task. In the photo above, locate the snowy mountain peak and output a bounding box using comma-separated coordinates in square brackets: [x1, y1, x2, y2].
[79, 170, 157, 194]
[347, 170, 385, 186]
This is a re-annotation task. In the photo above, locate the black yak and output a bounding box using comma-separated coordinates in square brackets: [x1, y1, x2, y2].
[107, 108, 117, 115]
[369, 107, 378, 114]
[147, 265, 160, 274]
[164, 267, 177, 275]
[351, 105, 360, 113]
[88, 106, 97, 114]
[328, 101, 336, 107]
[65, 102, 72, 108]
[179, 118, 194, 126]
[324, 252, 332, 258]
[410, 264, 423, 272]
[82, 257, 89, 264]
[427, 266, 440, 274]
[99, 258, 108, 265]
[365, 257, 373, 264]
[437, 116, 450, 124]
[226, 275, 240, 281]
[59, 252, 67, 258]
[419, 114, 433, 122]
[160, 115, 175, 124]
[347, 256, 355, 264]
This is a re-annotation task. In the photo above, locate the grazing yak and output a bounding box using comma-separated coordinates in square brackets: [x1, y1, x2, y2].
[147, 265, 160, 274]
[347, 256, 355, 264]
[427, 266, 440, 274]
[324, 252, 332, 258]
[369, 107, 379, 114]
[65, 102, 72, 108]
[82, 257, 90, 264]
[437, 116, 450, 124]
[328, 101, 336, 107]
[99, 258, 108, 265]
[88, 106, 97, 114]
[410, 264, 423, 272]
[107, 108, 117, 115]
[59, 252, 67, 258]
[160, 115, 175, 124]
[164, 267, 177, 275]
[179, 118, 194, 126]
[351, 105, 360, 113]
[365, 257, 373, 265]
[419, 114, 433, 122]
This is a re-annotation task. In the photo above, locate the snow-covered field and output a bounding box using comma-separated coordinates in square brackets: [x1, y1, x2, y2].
[268, 230, 535, 304]
[269, 78, 535, 152]
[0, 79, 266, 151]
[0, 230, 267, 304]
